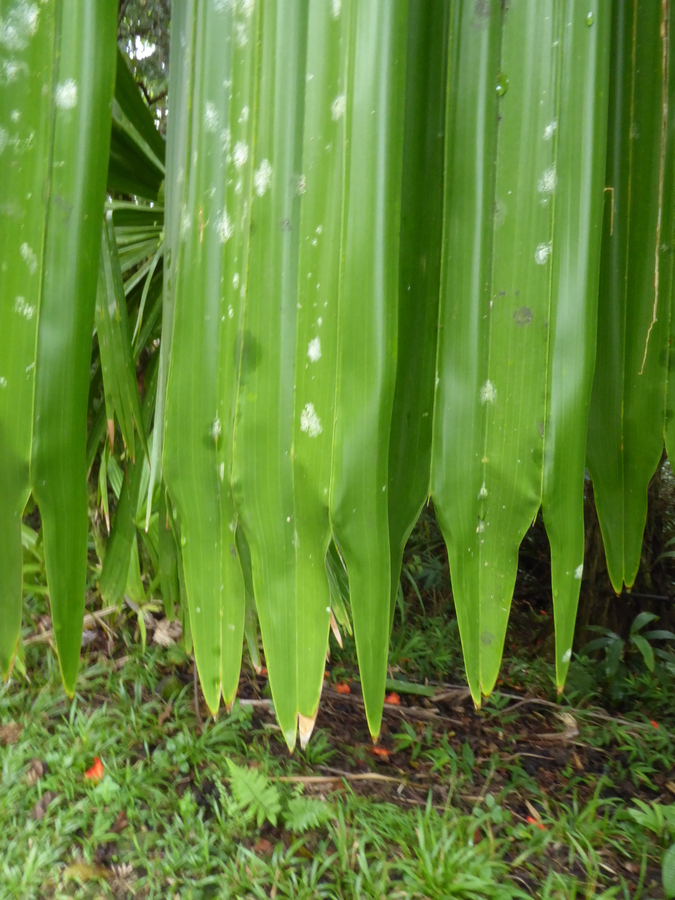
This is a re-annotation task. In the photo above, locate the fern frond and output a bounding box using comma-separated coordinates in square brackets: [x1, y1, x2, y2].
[225, 759, 281, 828]
[284, 795, 332, 834]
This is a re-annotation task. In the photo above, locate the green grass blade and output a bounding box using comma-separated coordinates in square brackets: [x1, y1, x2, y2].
[29, 0, 118, 692]
[587, 1, 674, 591]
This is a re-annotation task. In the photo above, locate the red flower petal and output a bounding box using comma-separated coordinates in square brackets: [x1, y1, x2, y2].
[84, 757, 104, 781]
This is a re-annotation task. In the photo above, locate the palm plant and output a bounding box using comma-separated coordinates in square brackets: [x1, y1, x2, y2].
[1, 0, 673, 751]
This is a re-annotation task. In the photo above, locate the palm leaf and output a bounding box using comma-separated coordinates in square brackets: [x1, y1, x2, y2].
[0, 0, 117, 688]
[587, 0, 675, 592]
[431, 0, 611, 702]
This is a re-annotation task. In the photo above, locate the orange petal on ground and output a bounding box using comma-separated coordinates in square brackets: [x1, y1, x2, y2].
[84, 757, 104, 781]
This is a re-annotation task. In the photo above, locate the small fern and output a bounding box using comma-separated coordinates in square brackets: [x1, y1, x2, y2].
[220, 760, 334, 834]
[284, 795, 332, 834]
[225, 759, 282, 828]
[664, 844, 675, 899]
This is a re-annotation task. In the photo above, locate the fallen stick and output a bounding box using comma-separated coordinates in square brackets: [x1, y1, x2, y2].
[23, 605, 120, 646]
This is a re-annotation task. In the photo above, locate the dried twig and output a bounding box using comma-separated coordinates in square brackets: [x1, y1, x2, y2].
[276, 771, 402, 785]
[23, 605, 120, 646]
[323, 687, 461, 725]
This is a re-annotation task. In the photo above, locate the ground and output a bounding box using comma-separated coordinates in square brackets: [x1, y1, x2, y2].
[1, 514, 674, 899]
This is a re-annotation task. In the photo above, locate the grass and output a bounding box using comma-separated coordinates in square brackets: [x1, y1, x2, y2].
[2, 512, 673, 898]
[1, 627, 671, 898]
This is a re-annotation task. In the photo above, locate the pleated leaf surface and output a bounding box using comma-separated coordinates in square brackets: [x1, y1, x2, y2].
[0, 0, 117, 687]
[164, 0, 408, 746]
[431, 0, 611, 703]
[587, 0, 675, 592]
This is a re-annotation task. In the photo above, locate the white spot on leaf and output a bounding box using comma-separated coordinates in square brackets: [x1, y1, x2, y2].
[216, 210, 232, 243]
[55, 79, 77, 109]
[535, 242, 552, 265]
[234, 20, 247, 47]
[233, 142, 248, 169]
[481, 380, 496, 404]
[331, 94, 346, 120]
[574, 563, 583, 580]
[204, 101, 219, 132]
[331, 0, 341, 18]
[307, 337, 321, 362]
[300, 402, 322, 437]
[478, 483, 488, 499]
[20, 242, 36, 274]
[0, 2, 39, 51]
[1, 59, 28, 84]
[14, 295, 34, 319]
[254, 158, 272, 196]
[538, 165, 556, 195]
[562, 648, 572, 663]
[543, 119, 557, 140]
[214, 0, 253, 14]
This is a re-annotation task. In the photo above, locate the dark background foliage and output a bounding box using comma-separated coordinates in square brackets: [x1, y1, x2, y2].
[118, 0, 171, 127]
